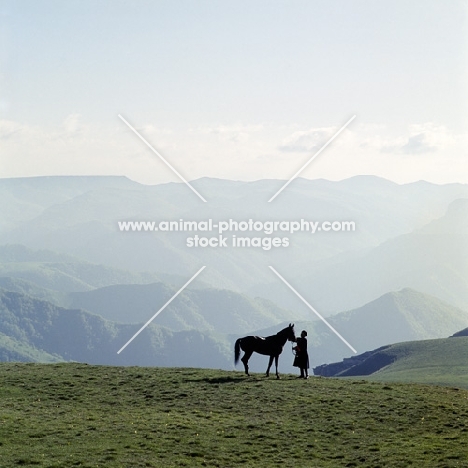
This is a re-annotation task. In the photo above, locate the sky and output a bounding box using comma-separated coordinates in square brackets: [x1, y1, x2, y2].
[0, 0, 467, 185]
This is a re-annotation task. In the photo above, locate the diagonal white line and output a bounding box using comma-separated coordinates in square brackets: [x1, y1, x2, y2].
[118, 114, 207, 203]
[117, 266, 206, 354]
[268, 115, 356, 203]
[268, 266, 357, 353]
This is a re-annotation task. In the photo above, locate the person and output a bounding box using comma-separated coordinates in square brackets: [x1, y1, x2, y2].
[293, 330, 309, 379]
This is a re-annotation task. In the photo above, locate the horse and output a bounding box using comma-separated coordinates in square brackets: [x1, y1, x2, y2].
[234, 323, 296, 379]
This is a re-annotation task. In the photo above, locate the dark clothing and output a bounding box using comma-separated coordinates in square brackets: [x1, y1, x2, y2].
[293, 337, 309, 369]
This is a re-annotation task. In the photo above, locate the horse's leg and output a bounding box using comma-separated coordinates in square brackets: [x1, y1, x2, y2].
[275, 355, 280, 379]
[241, 351, 253, 376]
[266, 355, 274, 377]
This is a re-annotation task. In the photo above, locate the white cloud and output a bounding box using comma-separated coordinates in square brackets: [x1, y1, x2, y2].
[278, 127, 335, 153]
[0, 118, 467, 185]
[274, 122, 468, 184]
[401, 133, 436, 154]
[379, 123, 456, 155]
[62, 113, 82, 134]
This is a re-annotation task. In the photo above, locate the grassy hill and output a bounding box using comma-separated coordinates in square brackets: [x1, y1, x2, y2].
[315, 336, 468, 389]
[367, 337, 468, 388]
[1, 364, 468, 467]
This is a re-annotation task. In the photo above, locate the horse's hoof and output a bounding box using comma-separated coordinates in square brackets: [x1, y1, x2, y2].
[276, 376, 281, 380]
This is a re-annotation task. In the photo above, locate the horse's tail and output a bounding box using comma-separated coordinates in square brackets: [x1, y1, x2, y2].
[234, 338, 242, 365]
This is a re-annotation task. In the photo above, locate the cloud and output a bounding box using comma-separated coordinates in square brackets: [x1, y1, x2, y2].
[380, 123, 454, 155]
[0, 117, 466, 185]
[381, 133, 436, 154]
[0, 117, 161, 183]
[278, 127, 334, 153]
[0, 119, 22, 140]
[401, 133, 436, 154]
[62, 113, 82, 134]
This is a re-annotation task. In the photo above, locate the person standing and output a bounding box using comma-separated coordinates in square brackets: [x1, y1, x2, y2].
[293, 330, 309, 378]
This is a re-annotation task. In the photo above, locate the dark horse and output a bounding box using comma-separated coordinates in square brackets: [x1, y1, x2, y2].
[234, 324, 296, 379]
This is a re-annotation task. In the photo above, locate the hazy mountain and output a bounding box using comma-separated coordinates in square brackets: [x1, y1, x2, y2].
[0, 288, 232, 368]
[66, 282, 302, 334]
[0, 175, 139, 232]
[248, 288, 468, 370]
[325, 287, 468, 354]
[253, 198, 468, 313]
[0, 245, 302, 334]
[0, 284, 466, 374]
[0, 276, 67, 305]
[0, 244, 195, 292]
[1, 175, 467, 297]
[0, 175, 466, 371]
[0, 331, 63, 363]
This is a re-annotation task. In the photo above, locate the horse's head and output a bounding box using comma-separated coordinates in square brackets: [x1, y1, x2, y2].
[287, 323, 296, 342]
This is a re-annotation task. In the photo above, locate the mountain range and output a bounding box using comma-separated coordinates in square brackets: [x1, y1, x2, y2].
[1, 275, 466, 373]
[0, 175, 466, 378]
[0, 175, 467, 313]
[252, 197, 468, 312]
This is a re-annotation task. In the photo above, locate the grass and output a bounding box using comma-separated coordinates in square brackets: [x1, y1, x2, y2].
[1, 363, 468, 467]
[364, 337, 468, 389]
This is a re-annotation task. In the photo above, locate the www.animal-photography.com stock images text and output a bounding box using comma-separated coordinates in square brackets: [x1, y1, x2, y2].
[1, 1, 467, 467]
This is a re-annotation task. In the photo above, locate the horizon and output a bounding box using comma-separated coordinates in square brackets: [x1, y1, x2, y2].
[0, 173, 466, 188]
